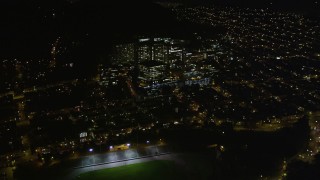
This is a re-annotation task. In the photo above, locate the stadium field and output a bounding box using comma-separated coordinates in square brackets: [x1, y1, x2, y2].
[77, 160, 186, 180]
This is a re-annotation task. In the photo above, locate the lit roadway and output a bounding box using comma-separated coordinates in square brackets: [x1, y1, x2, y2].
[0, 79, 77, 99]
[62, 145, 171, 179]
[126, 79, 137, 97]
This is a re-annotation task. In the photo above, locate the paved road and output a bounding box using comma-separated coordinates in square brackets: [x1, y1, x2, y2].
[61, 145, 171, 179]
[69, 145, 169, 168]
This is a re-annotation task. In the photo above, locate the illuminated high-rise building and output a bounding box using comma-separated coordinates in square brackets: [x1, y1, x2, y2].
[112, 43, 135, 64]
[137, 44, 151, 62]
[153, 43, 169, 63]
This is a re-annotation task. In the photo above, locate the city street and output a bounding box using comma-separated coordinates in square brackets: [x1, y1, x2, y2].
[60, 145, 171, 179]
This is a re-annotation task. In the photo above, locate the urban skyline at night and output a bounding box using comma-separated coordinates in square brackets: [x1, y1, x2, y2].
[1, 0, 320, 179]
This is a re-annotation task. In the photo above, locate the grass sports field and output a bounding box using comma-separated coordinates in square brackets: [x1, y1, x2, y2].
[77, 160, 187, 180]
